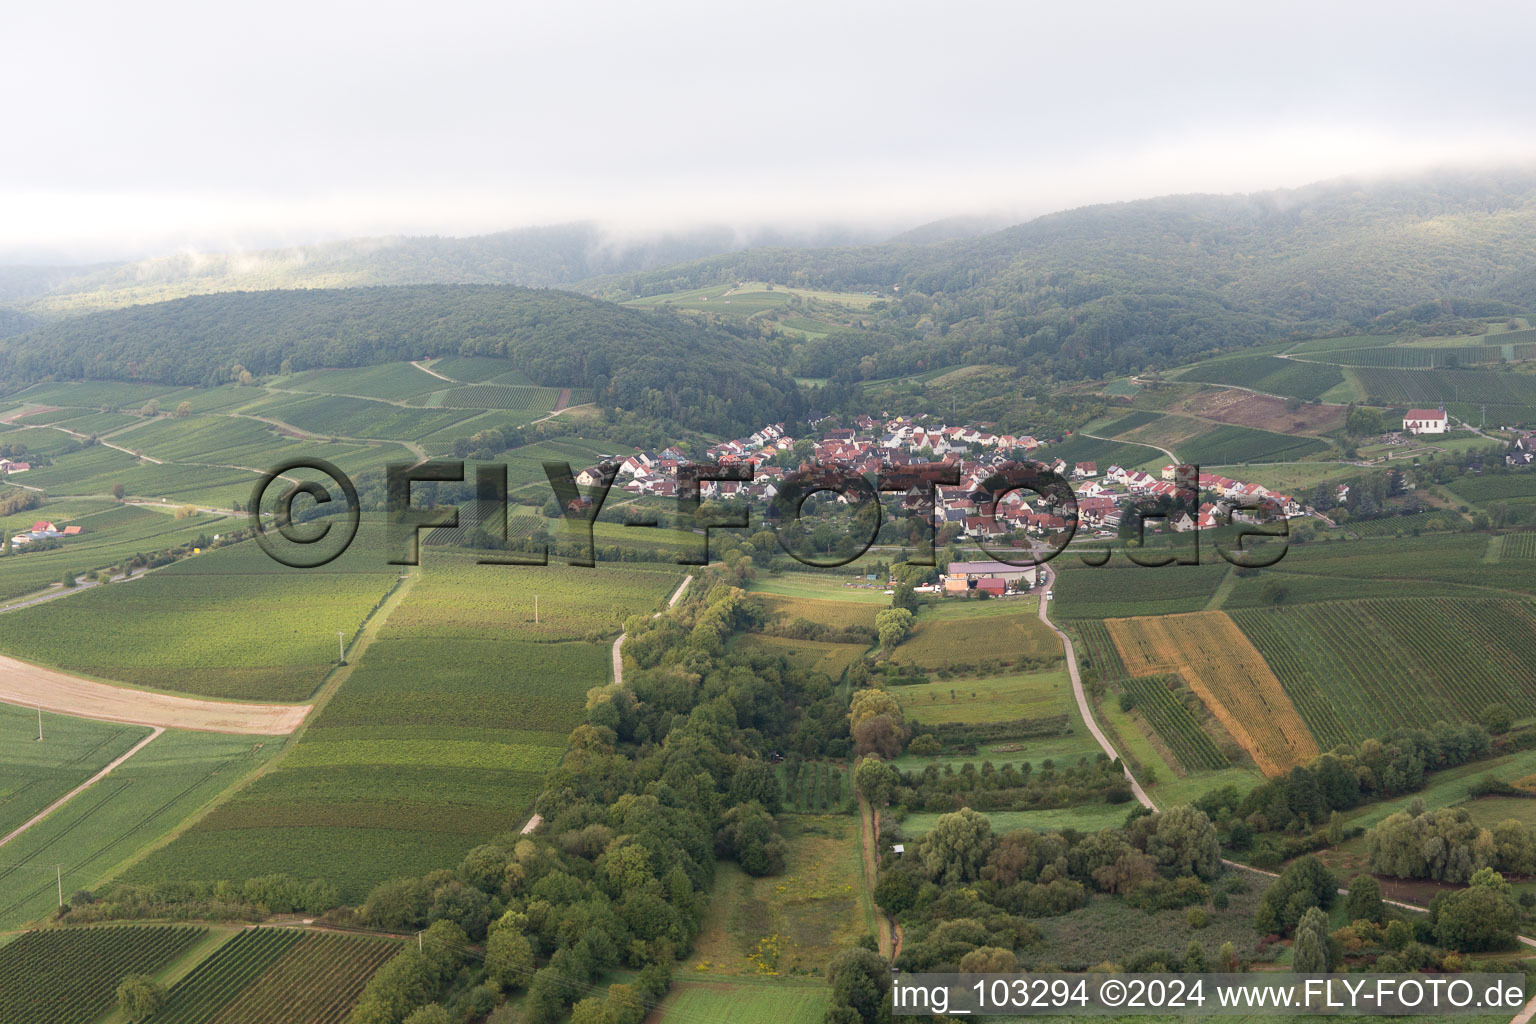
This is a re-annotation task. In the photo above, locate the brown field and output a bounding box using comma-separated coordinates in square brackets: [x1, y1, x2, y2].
[1106, 612, 1317, 776]
[1180, 389, 1347, 435]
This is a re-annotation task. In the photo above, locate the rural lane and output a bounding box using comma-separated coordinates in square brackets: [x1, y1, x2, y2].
[1036, 565, 1154, 810]
[610, 574, 693, 687]
[0, 726, 164, 850]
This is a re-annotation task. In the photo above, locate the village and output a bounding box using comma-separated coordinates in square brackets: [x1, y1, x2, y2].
[574, 412, 1321, 598]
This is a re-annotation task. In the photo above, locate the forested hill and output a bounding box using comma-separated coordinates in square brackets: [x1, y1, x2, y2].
[0, 286, 803, 434]
[593, 170, 1536, 379]
[0, 222, 894, 316]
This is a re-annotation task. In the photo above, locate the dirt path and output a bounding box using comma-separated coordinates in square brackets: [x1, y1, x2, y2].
[857, 793, 898, 959]
[553, 388, 572, 413]
[0, 727, 164, 850]
[611, 574, 693, 686]
[0, 655, 310, 734]
[411, 359, 458, 383]
[1076, 429, 1177, 466]
[1036, 566, 1154, 809]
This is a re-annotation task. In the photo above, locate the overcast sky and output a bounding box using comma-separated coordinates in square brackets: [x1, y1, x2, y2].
[5, 0, 1536, 262]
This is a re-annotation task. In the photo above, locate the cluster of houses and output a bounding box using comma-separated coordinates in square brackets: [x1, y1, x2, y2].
[10, 519, 80, 547]
[577, 414, 1311, 563]
[0, 457, 32, 474]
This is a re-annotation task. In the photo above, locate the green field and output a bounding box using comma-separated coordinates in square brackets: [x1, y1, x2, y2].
[0, 537, 398, 701]
[0, 730, 284, 930]
[888, 605, 1062, 671]
[0, 925, 207, 1024]
[651, 980, 831, 1024]
[894, 669, 1073, 725]
[683, 815, 868, 977]
[0, 705, 151, 838]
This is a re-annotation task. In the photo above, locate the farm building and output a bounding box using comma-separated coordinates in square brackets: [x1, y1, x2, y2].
[1403, 408, 1447, 435]
[942, 559, 1038, 594]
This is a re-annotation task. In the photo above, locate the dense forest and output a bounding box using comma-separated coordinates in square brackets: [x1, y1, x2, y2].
[594, 171, 1536, 379]
[0, 286, 804, 435]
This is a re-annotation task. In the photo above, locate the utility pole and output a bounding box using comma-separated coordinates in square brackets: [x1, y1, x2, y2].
[36, 705, 42, 741]
[57, 865, 62, 907]
[534, 595, 539, 624]
[337, 631, 346, 666]
[417, 930, 423, 951]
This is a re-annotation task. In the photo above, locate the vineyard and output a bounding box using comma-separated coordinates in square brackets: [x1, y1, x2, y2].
[0, 549, 397, 701]
[1503, 532, 1536, 558]
[1305, 345, 1501, 368]
[1119, 675, 1229, 772]
[1050, 557, 1229, 620]
[1066, 619, 1128, 685]
[0, 925, 205, 1024]
[280, 362, 445, 401]
[128, 557, 668, 899]
[0, 704, 150, 838]
[1231, 597, 1536, 748]
[1174, 355, 1343, 401]
[0, 731, 282, 931]
[1175, 424, 1329, 464]
[1094, 410, 1163, 436]
[1106, 612, 1318, 775]
[1447, 473, 1536, 504]
[148, 928, 398, 1024]
[426, 356, 535, 384]
[440, 384, 562, 410]
[1352, 366, 1536, 409]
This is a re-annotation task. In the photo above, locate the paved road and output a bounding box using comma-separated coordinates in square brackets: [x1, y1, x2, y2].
[1036, 565, 1154, 810]
[0, 727, 164, 850]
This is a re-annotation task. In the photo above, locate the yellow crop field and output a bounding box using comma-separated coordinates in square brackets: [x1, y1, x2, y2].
[1106, 611, 1317, 776]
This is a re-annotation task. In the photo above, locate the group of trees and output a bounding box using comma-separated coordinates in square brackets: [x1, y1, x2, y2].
[878, 754, 1132, 816]
[1367, 802, 1536, 882]
[1197, 723, 1495, 837]
[872, 805, 1223, 973]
